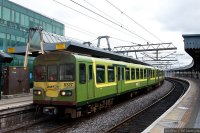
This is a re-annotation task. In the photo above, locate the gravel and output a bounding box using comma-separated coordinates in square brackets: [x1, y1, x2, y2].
[64, 80, 173, 133]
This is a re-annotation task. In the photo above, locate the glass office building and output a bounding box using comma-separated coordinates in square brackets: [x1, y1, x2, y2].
[0, 0, 64, 67]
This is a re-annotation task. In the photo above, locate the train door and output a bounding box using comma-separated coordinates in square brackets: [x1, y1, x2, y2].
[78, 62, 94, 100]
[155, 69, 157, 82]
[87, 63, 94, 99]
[117, 66, 125, 94]
[146, 69, 150, 85]
[156, 70, 160, 83]
[79, 63, 88, 101]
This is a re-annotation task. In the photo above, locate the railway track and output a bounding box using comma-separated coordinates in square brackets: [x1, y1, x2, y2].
[0, 79, 184, 133]
[105, 78, 188, 133]
[0, 107, 37, 131]
[1, 116, 54, 133]
[22, 80, 173, 133]
[0, 84, 160, 133]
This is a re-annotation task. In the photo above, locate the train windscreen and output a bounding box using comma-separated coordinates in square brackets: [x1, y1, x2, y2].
[48, 65, 58, 81]
[34, 66, 46, 81]
[34, 64, 75, 82]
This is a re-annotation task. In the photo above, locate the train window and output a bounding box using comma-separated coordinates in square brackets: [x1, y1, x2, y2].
[152, 70, 154, 78]
[136, 68, 139, 79]
[126, 68, 130, 80]
[34, 65, 46, 81]
[155, 70, 157, 77]
[131, 68, 135, 80]
[89, 65, 93, 80]
[146, 69, 149, 78]
[140, 69, 144, 79]
[148, 69, 151, 78]
[79, 64, 86, 84]
[96, 65, 105, 83]
[122, 68, 124, 80]
[117, 67, 121, 80]
[158, 70, 162, 76]
[59, 64, 74, 81]
[48, 65, 57, 81]
[144, 69, 147, 79]
[108, 66, 114, 82]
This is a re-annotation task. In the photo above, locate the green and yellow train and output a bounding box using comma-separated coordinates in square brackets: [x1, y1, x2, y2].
[33, 51, 164, 118]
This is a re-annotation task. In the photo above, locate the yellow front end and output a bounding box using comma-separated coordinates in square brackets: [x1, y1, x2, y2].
[33, 81, 76, 105]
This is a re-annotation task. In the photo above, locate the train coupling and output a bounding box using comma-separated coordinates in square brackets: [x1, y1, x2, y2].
[43, 107, 57, 115]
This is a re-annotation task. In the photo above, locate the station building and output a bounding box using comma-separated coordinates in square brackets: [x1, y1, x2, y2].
[0, 0, 65, 67]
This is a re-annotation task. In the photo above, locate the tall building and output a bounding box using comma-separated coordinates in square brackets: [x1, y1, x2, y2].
[0, 0, 65, 86]
[0, 0, 64, 67]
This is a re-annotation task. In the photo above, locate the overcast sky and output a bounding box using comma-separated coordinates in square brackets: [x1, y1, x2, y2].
[10, 0, 196, 69]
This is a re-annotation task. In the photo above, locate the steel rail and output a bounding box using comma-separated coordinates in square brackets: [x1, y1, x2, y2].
[105, 79, 187, 132]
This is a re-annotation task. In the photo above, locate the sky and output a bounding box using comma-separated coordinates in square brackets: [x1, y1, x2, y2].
[10, 0, 196, 69]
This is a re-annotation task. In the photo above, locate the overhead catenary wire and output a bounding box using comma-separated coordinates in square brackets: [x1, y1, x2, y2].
[68, 0, 149, 42]
[52, 0, 142, 42]
[42, 30, 86, 43]
[81, 0, 140, 44]
[65, 23, 97, 38]
[103, 0, 176, 66]
[54, 0, 149, 42]
[43, 1, 176, 70]
[82, 0, 122, 26]
[45, 9, 139, 45]
[56, 13, 138, 44]
[63, 19, 132, 45]
[105, 0, 163, 43]
[110, 36, 136, 44]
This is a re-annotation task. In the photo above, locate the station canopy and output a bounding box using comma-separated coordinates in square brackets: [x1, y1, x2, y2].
[7, 30, 151, 66]
[182, 34, 200, 71]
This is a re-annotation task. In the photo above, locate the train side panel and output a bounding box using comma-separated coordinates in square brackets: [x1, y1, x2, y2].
[75, 57, 117, 105]
[93, 60, 117, 101]
[75, 56, 94, 104]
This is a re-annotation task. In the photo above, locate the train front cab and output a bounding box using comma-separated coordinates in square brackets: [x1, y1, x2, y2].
[33, 53, 78, 115]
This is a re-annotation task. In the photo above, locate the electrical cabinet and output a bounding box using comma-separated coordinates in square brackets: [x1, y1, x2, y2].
[2, 66, 30, 95]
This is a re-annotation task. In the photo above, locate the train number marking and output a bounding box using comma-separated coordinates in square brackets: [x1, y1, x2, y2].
[64, 83, 74, 87]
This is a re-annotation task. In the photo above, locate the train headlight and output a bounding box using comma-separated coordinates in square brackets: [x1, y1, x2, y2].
[33, 90, 42, 96]
[38, 90, 42, 95]
[60, 90, 72, 96]
[61, 91, 66, 96]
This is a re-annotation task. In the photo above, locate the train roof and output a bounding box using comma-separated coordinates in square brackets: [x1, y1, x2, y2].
[34, 51, 155, 69]
[74, 53, 154, 68]
[65, 41, 151, 66]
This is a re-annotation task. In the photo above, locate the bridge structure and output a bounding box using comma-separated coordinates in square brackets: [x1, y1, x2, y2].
[112, 42, 178, 69]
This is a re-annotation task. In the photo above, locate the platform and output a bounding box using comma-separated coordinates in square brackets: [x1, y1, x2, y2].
[0, 93, 33, 111]
[143, 77, 200, 132]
